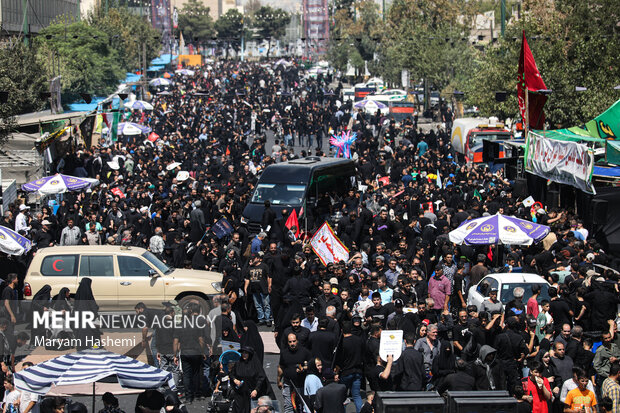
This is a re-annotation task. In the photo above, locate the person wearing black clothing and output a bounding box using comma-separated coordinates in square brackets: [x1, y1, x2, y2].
[392, 331, 425, 391]
[493, 317, 529, 394]
[173, 303, 207, 403]
[278, 333, 312, 413]
[134, 302, 165, 364]
[73, 277, 101, 350]
[365, 292, 390, 328]
[29, 284, 51, 347]
[452, 309, 472, 358]
[548, 287, 573, 335]
[437, 359, 475, 393]
[280, 313, 311, 349]
[364, 326, 382, 376]
[314, 369, 347, 413]
[155, 306, 179, 388]
[368, 354, 394, 392]
[336, 321, 364, 413]
[229, 346, 269, 413]
[243, 254, 272, 326]
[308, 317, 337, 365]
[315, 281, 342, 318]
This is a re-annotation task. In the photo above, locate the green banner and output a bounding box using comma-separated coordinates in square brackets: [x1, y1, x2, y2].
[607, 140, 620, 164]
[110, 111, 120, 142]
[584, 98, 620, 140]
[39, 119, 67, 135]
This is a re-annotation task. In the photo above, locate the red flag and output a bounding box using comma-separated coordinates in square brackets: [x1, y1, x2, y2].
[285, 209, 300, 237]
[148, 132, 159, 142]
[517, 31, 548, 130]
[487, 245, 493, 262]
[111, 187, 125, 198]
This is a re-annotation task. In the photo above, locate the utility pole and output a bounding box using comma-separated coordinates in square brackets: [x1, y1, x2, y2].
[142, 42, 147, 100]
[22, 0, 29, 46]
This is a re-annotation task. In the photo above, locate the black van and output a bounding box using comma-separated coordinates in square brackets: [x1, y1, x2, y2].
[242, 157, 357, 234]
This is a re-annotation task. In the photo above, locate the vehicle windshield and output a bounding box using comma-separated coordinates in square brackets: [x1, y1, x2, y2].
[250, 183, 306, 205]
[500, 283, 549, 304]
[470, 132, 512, 147]
[142, 251, 172, 274]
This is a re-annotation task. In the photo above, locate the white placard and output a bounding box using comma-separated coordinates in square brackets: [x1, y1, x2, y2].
[379, 330, 403, 362]
[522, 196, 535, 208]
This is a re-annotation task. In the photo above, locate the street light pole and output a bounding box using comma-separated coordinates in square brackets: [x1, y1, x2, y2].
[500, 0, 506, 37]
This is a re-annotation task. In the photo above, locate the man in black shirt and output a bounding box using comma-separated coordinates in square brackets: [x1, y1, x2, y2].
[244, 253, 273, 326]
[308, 317, 337, 365]
[155, 306, 178, 387]
[452, 309, 472, 358]
[548, 287, 573, 335]
[280, 313, 311, 349]
[368, 354, 394, 392]
[365, 292, 390, 328]
[173, 303, 206, 403]
[336, 321, 364, 413]
[1, 274, 18, 351]
[278, 333, 311, 413]
[392, 331, 425, 391]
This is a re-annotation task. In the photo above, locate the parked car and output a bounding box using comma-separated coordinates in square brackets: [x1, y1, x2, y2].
[23, 245, 222, 313]
[366, 89, 408, 103]
[467, 273, 550, 311]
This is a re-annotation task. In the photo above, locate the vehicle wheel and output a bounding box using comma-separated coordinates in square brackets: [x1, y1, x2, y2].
[178, 295, 211, 315]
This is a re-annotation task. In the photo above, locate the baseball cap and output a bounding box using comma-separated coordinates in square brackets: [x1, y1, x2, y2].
[489, 288, 498, 293]
[537, 208, 546, 214]
[41, 220, 51, 225]
[19, 204, 30, 211]
[394, 298, 404, 307]
[586, 253, 595, 261]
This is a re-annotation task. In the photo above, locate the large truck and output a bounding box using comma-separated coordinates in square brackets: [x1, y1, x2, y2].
[450, 118, 513, 163]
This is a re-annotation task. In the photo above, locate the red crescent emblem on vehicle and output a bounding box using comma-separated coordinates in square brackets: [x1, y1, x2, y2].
[52, 259, 64, 272]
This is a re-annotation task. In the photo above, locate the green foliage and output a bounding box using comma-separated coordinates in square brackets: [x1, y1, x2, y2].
[177, 0, 215, 43]
[252, 6, 290, 57]
[328, 1, 381, 77]
[89, 6, 161, 74]
[36, 22, 124, 100]
[0, 41, 47, 147]
[215, 8, 244, 54]
[460, 0, 620, 127]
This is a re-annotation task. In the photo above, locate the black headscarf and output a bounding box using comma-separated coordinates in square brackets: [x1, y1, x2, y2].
[52, 287, 71, 311]
[241, 320, 264, 364]
[74, 278, 98, 313]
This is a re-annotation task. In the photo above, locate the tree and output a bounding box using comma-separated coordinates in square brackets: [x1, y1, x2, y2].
[460, 0, 620, 127]
[89, 6, 161, 75]
[0, 41, 47, 147]
[177, 0, 215, 45]
[327, 1, 381, 78]
[252, 6, 290, 58]
[244, 0, 263, 16]
[36, 22, 124, 101]
[377, 0, 475, 99]
[215, 8, 244, 58]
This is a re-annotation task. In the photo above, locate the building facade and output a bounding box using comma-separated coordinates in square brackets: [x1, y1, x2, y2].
[1, 0, 80, 34]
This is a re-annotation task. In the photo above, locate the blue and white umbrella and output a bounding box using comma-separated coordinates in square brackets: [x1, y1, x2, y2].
[175, 68, 195, 76]
[449, 213, 550, 246]
[149, 78, 172, 86]
[354, 99, 387, 110]
[124, 100, 154, 111]
[0, 226, 32, 255]
[22, 174, 98, 195]
[14, 349, 175, 395]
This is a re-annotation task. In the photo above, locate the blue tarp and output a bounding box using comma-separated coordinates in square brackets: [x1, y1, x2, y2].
[148, 65, 165, 71]
[593, 165, 620, 177]
[124, 72, 141, 83]
[150, 54, 177, 66]
[67, 97, 106, 113]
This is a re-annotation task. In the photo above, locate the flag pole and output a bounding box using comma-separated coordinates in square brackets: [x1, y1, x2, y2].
[524, 87, 529, 140]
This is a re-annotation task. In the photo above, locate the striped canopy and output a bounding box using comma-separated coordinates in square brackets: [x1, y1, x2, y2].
[0, 225, 31, 256]
[449, 213, 550, 246]
[22, 174, 98, 195]
[14, 349, 175, 395]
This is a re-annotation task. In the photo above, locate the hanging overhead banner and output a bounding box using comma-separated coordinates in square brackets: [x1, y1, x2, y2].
[525, 131, 596, 194]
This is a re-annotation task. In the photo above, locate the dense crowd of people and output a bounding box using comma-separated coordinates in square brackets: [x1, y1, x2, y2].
[0, 59, 618, 413]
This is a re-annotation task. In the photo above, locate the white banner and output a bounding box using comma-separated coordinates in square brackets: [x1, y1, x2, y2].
[310, 222, 349, 266]
[379, 330, 403, 361]
[525, 131, 596, 194]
